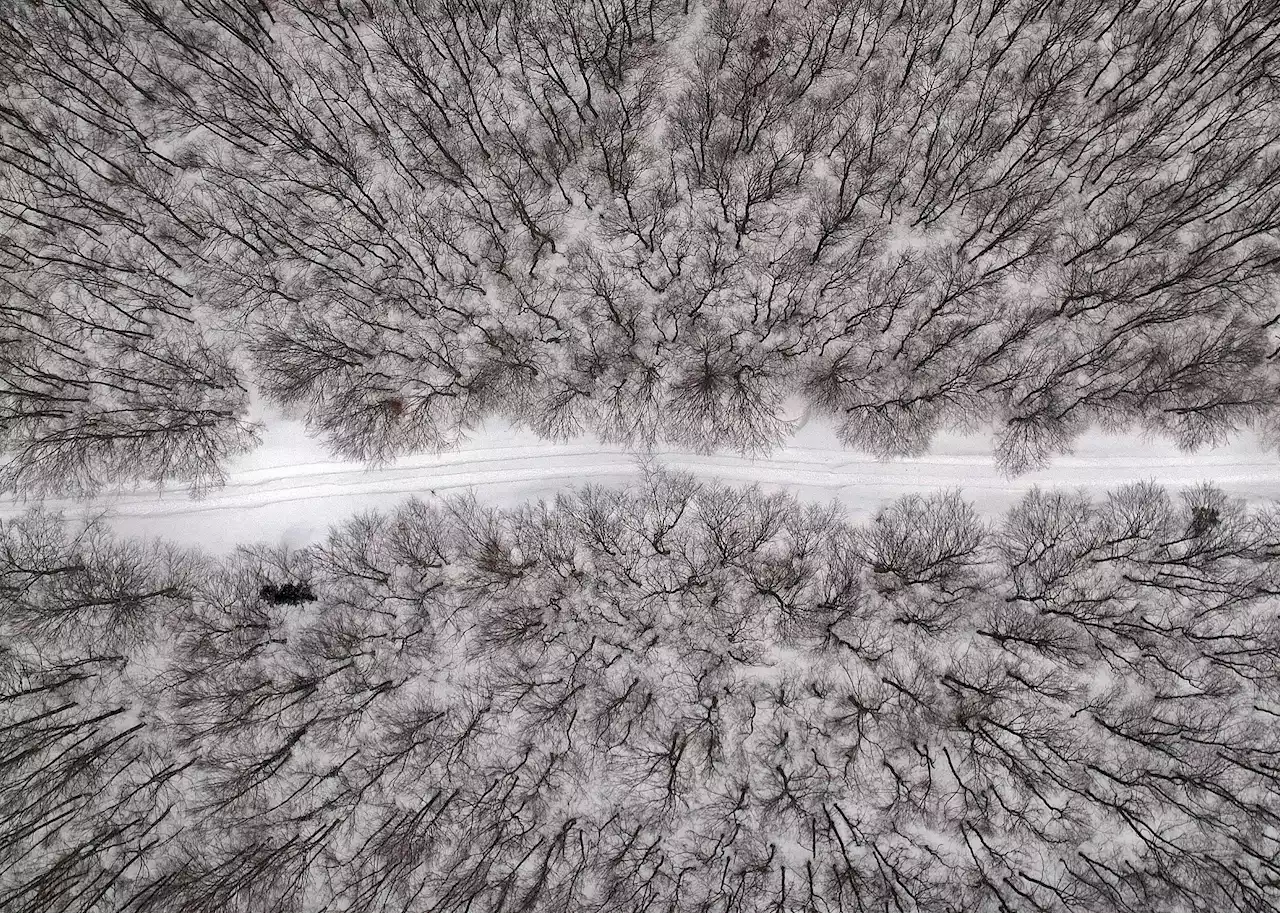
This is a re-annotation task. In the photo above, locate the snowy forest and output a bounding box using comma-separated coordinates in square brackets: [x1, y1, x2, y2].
[5, 1, 1280, 911]
[3, 475, 1280, 912]
[4, 0, 1280, 494]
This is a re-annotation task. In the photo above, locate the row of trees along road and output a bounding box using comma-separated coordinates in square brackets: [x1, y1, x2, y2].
[3, 474, 1280, 912]
[4, 0, 1280, 493]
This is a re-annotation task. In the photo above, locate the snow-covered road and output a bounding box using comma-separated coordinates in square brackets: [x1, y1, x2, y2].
[3, 416, 1277, 552]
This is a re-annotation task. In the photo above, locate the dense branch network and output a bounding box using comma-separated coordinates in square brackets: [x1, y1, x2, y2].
[3, 475, 1280, 912]
[3, 0, 1280, 492]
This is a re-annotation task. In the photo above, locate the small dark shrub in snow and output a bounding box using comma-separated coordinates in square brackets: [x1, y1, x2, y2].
[258, 581, 317, 605]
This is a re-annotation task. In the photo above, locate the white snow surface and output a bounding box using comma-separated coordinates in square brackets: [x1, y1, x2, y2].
[2, 415, 1277, 553]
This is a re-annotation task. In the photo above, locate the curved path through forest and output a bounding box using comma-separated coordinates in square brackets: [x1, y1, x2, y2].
[3, 418, 1277, 552]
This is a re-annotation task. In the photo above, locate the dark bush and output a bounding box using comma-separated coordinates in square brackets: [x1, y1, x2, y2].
[258, 581, 317, 606]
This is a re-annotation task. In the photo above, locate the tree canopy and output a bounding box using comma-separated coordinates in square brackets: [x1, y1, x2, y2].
[4, 475, 1280, 911]
[4, 0, 1280, 492]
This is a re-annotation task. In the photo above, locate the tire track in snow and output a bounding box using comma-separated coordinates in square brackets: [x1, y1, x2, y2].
[2, 424, 1276, 551]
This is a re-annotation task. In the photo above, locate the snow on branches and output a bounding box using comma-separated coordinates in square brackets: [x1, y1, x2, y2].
[4, 0, 1280, 490]
[3, 476, 1280, 912]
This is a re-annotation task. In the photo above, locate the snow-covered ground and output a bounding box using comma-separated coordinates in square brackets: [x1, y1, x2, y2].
[2, 415, 1276, 552]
